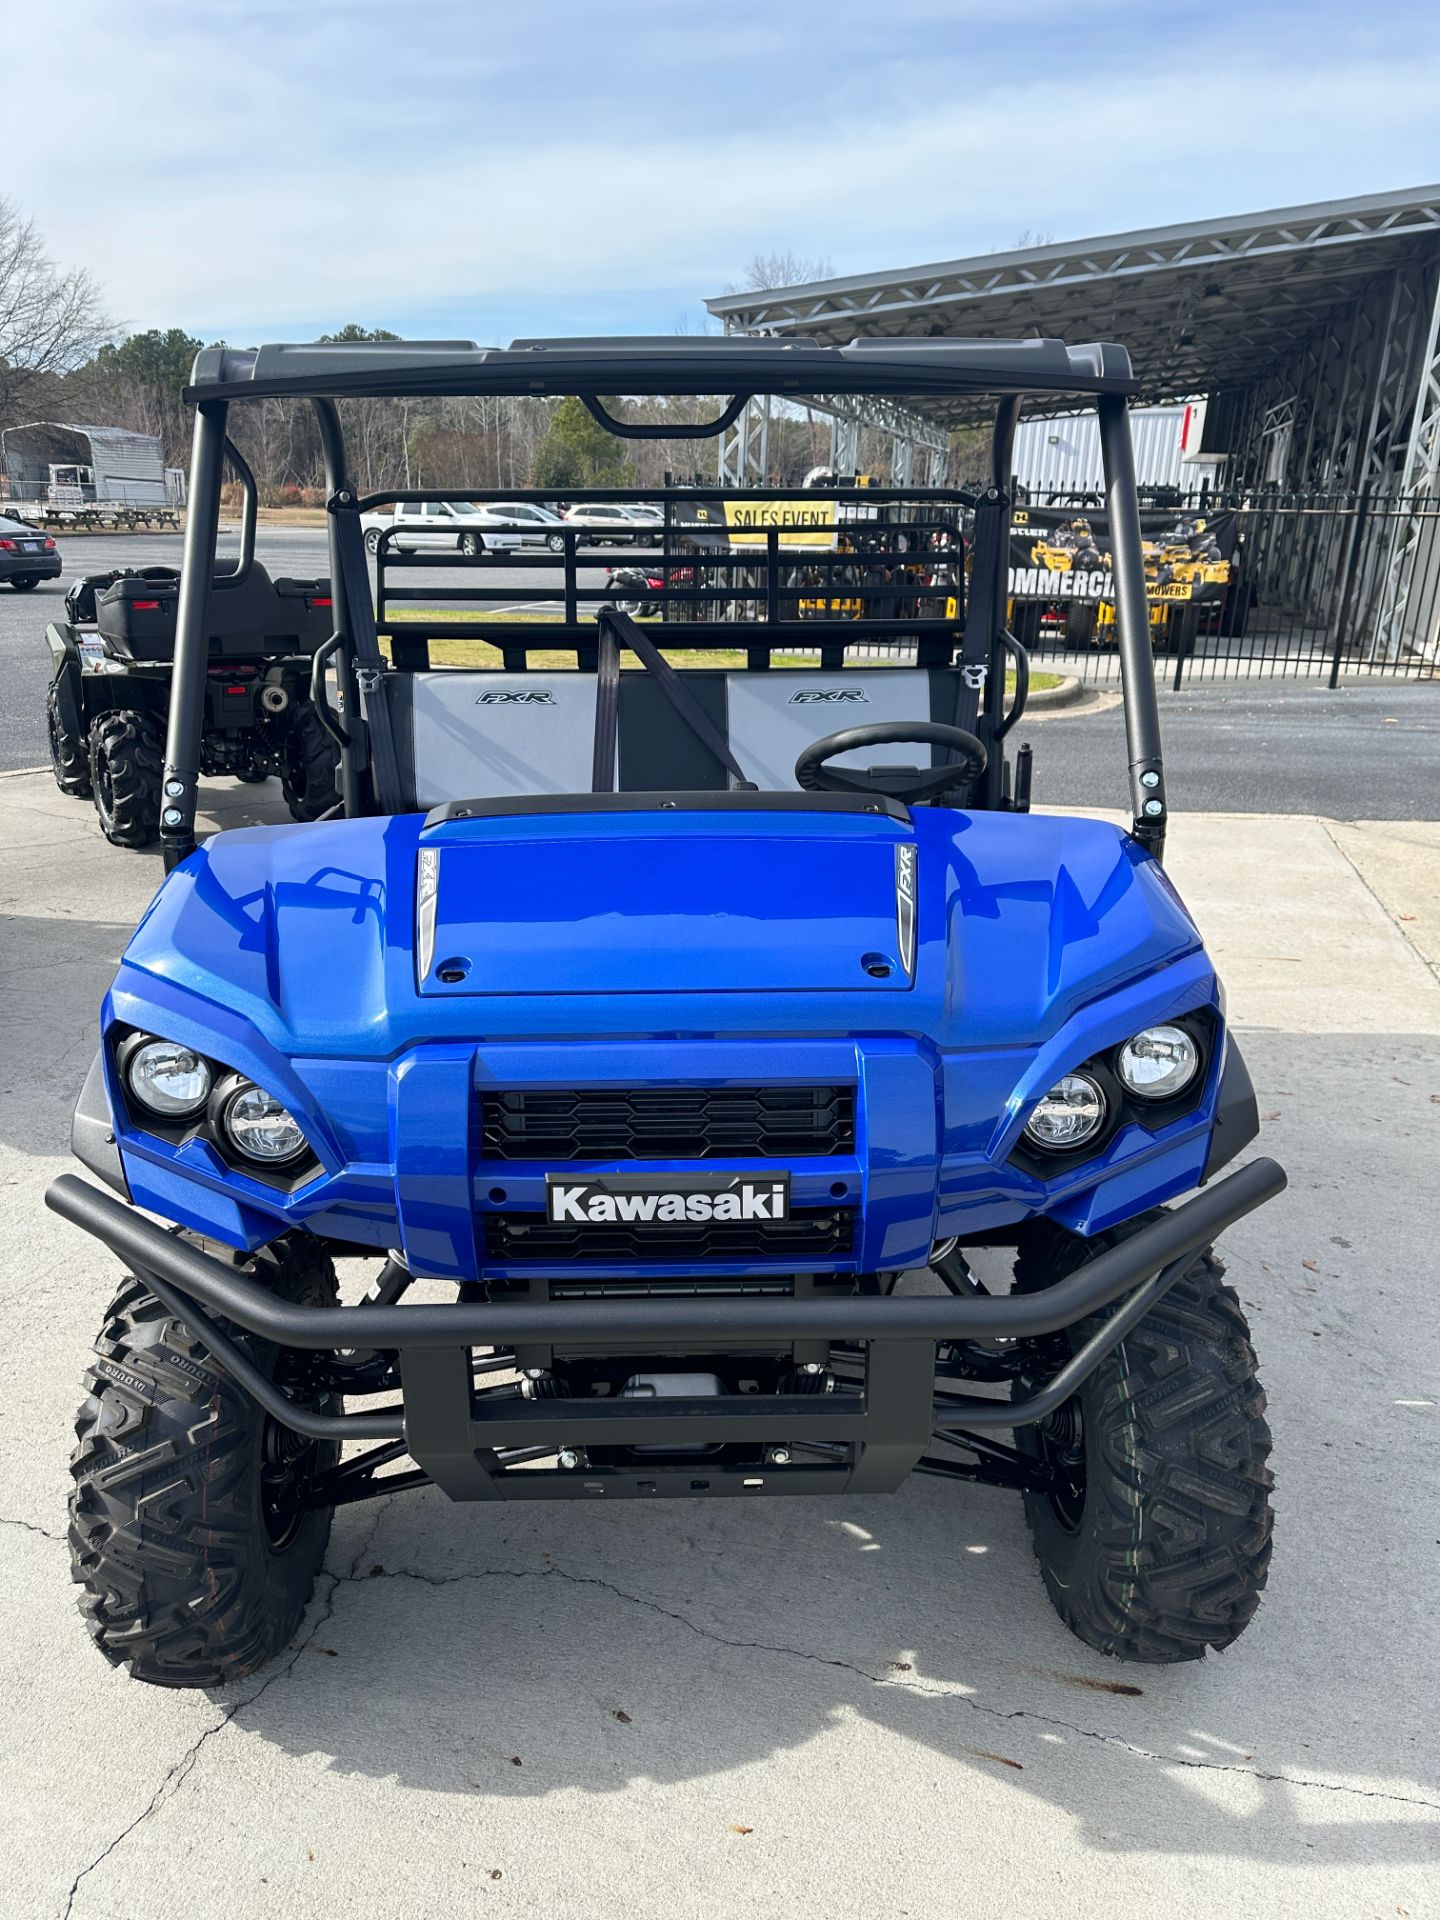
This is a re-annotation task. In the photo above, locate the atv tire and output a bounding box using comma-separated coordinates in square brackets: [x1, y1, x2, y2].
[47, 677, 92, 797]
[1011, 1219, 1272, 1664]
[89, 709, 164, 848]
[69, 1239, 340, 1688]
[1065, 603, 1098, 648]
[281, 701, 340, 822]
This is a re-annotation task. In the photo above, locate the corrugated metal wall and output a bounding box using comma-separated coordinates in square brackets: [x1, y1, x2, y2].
[0, 423, 166, 504]
[1012, 405, 1188, 493]
[84, 428, 167, 504]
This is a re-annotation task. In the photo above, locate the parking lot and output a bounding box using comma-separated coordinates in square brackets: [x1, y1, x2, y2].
[3, 761, 1437, 1918]
[5, 527, 1440, 825]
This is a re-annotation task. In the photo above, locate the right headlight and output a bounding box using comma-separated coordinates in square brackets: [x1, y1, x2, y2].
[1024, 1072, 1107, 1151]
[1116, 1024, 1200, 1100]
[219, 1082, 309, 1165]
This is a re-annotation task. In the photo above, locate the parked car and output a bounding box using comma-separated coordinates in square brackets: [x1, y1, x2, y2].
[618, 502, 666, 539]
[0, 514, 62, 589]
[483, 502, 569, 550]
[360, 501, 525, 556]
[561, 502, 647, 546]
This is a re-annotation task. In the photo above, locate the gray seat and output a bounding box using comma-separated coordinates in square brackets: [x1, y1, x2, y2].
[387, 667, 967, 810]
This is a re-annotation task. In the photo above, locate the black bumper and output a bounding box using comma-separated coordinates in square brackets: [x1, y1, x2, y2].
[45, 1157, 1285, 1501]
[2, 555, 62, 582]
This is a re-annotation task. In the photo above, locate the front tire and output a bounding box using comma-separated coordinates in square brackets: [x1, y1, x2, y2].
[69, 1240, 340, 1688]
[458, 531, 483, 557]
[47, 676, 92, 797]
[546, 531, 565, 552]
[280, 701, 340, 821]
[1012, 1222, 1273, 1664]
[89, 709, 164, 848]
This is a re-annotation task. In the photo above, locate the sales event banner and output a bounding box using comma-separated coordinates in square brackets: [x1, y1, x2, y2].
[1008, 505, 1238, 605]
[670, 498, 840, 550]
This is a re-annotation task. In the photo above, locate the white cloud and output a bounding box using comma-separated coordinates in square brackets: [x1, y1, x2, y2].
[11, 2, 1440, 338]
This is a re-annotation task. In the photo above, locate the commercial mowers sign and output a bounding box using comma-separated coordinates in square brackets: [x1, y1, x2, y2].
[1008, 506, 1237, 605]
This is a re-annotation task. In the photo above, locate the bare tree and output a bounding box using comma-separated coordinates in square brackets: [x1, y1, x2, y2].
[0, 199, 110, 428]
[992, 229, 1056, 253]
[736, 250, 835, 293]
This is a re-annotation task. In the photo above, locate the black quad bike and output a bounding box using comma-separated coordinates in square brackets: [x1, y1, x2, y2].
[42, 449, 340, 847]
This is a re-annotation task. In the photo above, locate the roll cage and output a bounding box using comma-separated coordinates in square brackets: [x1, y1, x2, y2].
[161, 334, 1165, 870]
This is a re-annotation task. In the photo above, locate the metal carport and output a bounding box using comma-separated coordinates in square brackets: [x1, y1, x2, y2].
[706, 187, 1440, 670]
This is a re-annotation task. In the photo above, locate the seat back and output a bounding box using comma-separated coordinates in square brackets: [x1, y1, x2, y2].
[390, 667, 964, 809]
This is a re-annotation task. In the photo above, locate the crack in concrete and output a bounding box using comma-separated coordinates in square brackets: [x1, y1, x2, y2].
[57, 1504, 392, 1920]
[339, 1560, 1440, 1815]
[0, 1514, 63, 1543]
[50, 1513, 1437, 1915]
[1319, 818, 1440, 988]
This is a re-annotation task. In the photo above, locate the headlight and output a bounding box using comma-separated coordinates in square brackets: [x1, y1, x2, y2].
[126, 1038, 212, 1118]
[1117, 1024, 1200, 1100]
[220, 1083, 308, 1164]
[1024, 1072, 1106, 1150]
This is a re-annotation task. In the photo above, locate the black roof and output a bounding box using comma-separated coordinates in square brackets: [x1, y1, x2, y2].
[185, 335, 1137, 405]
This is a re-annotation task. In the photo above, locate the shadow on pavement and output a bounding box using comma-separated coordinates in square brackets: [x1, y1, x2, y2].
[216, 1475, 1437, 1868]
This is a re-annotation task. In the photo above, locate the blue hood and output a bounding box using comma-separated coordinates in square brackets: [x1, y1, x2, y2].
[416, 809, 916, 996]
[118, 804, 1202, 1054]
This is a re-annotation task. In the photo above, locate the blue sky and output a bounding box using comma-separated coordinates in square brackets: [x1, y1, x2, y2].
[18, 0, 1440, 346]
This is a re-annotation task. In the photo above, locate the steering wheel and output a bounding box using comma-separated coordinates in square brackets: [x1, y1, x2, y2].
[794, 721, 988, 804]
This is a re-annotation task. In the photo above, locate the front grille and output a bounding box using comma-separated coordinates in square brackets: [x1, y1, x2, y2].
[484, 1208, 855, 1264]
[482, 1085, 855, 1162]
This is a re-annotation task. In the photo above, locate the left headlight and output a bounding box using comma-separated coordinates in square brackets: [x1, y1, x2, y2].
[219, 1082, 309, 1164]
[126, 1037, 213, 1118]
[1116, 1024, 1200, 1100]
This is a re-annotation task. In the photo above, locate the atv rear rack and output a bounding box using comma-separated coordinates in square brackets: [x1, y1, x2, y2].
[47, 1157, 1284, 1502]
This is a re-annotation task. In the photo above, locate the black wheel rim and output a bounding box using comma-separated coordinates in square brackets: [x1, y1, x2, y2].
[1036, 1397, 1087, 1533]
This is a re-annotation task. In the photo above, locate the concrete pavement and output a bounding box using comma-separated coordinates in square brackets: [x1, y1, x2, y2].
[1, 770, 1436, 1920]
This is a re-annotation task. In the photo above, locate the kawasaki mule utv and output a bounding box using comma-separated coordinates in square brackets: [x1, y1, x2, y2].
[43, 444, 339, 847]
[48, 335, 1283, 1688]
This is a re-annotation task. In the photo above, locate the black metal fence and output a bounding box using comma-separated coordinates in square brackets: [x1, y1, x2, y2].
[367, 483, 1440, 686]
[1013, 488, 1440, 685]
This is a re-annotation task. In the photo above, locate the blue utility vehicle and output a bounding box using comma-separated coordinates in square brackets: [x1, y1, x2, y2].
[49, 336, 1283, 1686]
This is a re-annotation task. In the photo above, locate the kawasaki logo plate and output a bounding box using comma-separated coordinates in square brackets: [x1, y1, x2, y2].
[545, 1172, 791, 1225]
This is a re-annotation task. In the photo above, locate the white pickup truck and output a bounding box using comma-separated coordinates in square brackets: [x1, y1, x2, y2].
[359, 501, 526, 556]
